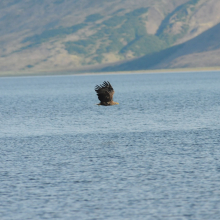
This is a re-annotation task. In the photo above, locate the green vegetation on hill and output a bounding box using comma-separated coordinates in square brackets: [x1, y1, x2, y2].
[65, 8, 167, 64]
[157, 0, 200, 45]
[21, 1, 201, 53]
[23, 23, 87, 46]
[102, 44, 184, 71]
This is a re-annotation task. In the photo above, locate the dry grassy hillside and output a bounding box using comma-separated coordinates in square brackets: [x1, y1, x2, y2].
[103, 22, 220, 71]
[0, 0, 220, 73]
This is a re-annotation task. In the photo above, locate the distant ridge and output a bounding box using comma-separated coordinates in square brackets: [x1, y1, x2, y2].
[1, 0, 220, 73]
[101, 22, 220, 71]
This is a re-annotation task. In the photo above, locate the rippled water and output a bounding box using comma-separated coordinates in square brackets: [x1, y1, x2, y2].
[1, 72, 220, 219]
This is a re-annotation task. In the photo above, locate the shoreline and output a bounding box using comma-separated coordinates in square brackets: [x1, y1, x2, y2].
[0, 66, 220, 77]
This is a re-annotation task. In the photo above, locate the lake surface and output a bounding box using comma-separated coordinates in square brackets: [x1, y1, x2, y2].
[0, 71, 220, 219]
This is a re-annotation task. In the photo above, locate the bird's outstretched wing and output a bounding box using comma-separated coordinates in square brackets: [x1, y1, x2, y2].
[95, 81, 115, 103]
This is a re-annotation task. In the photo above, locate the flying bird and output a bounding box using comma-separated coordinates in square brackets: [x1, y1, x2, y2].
[95, 81, 119, 106]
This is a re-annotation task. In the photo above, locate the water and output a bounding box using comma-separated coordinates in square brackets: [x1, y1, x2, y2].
[0, 71, 220, 219]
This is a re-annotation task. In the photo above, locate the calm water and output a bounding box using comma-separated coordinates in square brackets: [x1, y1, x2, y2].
[0, 72, 220, 219]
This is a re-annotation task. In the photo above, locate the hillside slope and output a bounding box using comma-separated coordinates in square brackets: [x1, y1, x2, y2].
[1, 0, 220, 72]
[102, 22, 220, 71]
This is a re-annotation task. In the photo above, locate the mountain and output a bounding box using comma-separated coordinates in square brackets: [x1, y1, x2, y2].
[102, 22, 220, 71]
[0, 0, 220, 73]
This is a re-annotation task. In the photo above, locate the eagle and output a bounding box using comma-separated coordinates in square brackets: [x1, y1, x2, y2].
[95, 81, 119, 106]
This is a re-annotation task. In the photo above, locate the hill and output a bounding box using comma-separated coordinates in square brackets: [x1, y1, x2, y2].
[102, 22, 220, 71]
[1, 0, 220, 73]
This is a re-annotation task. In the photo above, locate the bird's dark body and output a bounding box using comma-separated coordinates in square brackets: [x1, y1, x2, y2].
[95, 81, 119, 106]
